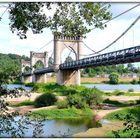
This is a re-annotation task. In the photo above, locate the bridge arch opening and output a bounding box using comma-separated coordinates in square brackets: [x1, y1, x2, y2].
[24, 66, 32, 73]
[33, 60, 44, 70]
[61, 47, 77, 64]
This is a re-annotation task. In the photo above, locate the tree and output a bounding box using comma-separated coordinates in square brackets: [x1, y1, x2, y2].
[64, 56, 73, 63]
[0, 56, 20, 84]
[48, 57, 54, 67]
[33, 60, 44, 69]
[109, 72, 119, 84]
[8, 2, 112, 39]
[112, 107, 140, 138]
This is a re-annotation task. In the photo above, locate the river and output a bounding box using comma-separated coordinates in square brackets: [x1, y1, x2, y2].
[1, 83, 139, 137]
[82, 83, 140, 92]
[5, 83, 140, 92]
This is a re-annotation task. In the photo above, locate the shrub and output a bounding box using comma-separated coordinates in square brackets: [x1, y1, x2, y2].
[81, 88, 103, 107]
[34, 93, 57, 107]
[112, 106, 140, 138]
[56, 100, 68, 109]
[112, 90, 124, 96]
[128, 88, 134, 92]
[103, 98, 127, 107]
[131, 79, 137, 84]
[136, 99, 140, 104]
[109, 73, 119, 84]
[67, 94, 87, 109]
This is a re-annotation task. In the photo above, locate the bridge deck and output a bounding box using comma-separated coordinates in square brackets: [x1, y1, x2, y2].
[22, 45, 140, 75]
[60, 45, 140, 70]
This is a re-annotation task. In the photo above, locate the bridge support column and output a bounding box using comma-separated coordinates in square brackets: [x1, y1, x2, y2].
[34, 74, 47, 83]
[22, 75, 32, 83]
[54, 35, 82, 86]
[57, 69, 80, 85]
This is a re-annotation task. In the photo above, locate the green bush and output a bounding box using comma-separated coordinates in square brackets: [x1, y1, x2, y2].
[110, 106, 140, 138]
[112, 90, 124, 96]
[128, 88, 134, 92]
[103, 98, 127, 107]
[67, 94, 87, 109]
[81, 88, 103, 107]
[56, 100, 68, 109]
[34, 93, 57, 107]
[31, 107, 93, 119]
[109, 73, 119, 84]
[131, 79, 137, 84]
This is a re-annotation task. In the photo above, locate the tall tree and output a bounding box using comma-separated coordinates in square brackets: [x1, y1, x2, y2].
[8, 2, 112, 39]
[64, 56, 73, 63]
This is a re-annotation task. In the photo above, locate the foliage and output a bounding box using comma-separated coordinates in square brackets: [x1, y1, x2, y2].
[128, 88, 134, 92]
[111, 106, 140, 138]
[48, 57, 54, 68]
[104, 105, 140, 121]
[33, 60, 44, 69]
[0, 53, 30, 84]
[56, 100, 68, 109]
[81, 64, 140, 79]
[109, 72, 119, 84]
[9, 100, 35, 107]
[30, 107, 93, 119]
[81, 88, 103, 107]
[31, 83, 87, 96]
[67, 94, 87, 109]
[34, 93, 57, 107]
[0, 56, 20, 84]
[0, 87, 44, 137]
[8, 2, 112, 39]
[103, 98, 128, 107]
[104, 90, 140, 96]
[131, 79, 137, 84]
[64, 56, 73, 63]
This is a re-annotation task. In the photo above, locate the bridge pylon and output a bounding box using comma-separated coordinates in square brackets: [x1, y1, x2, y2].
[30, 51, 48, 83]
[53, 35, 82, 85]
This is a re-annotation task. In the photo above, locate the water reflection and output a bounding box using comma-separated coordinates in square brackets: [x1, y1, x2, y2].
[1, 116, 103, 138]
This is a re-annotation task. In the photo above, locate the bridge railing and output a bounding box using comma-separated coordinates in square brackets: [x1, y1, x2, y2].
[60, 45, 140, 70]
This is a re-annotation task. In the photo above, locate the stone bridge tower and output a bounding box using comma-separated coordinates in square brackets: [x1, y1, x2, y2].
[54, 35, 82, 85]
[30, 51, 48, 83]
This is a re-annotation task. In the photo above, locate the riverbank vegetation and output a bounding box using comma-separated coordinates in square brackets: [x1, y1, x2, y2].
[81, 64, 140, 78]
[31, 107, 93, 119]
[104, 105, 140, 138]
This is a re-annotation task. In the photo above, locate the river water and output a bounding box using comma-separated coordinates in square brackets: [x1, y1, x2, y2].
[5, 83, 140, 92]
[1, 83, 139, 137]
[82, 83, 140, 92]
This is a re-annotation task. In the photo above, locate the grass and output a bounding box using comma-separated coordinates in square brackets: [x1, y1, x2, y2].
[103, 99, 129, 107]
[28, 83, 88, 96]
[9, 100, 35, 107]
[104, 90, 140, 96]
[106, 128, 137, 138]
[104, 105, 140, 121]
[30, 107, 93, 119]
[105, 105, 140, 138]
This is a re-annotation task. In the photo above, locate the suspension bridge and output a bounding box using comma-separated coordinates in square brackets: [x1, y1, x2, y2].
[21, 4, 140, 85]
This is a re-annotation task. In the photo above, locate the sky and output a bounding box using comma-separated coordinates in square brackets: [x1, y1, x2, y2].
[0, 2, 140, 65]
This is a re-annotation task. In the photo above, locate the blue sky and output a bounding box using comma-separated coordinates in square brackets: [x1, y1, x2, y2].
[0, 3, 140, 65]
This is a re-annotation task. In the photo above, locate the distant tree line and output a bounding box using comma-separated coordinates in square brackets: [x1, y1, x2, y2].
[81, 64, 140, 77]
[0, 53, 30, 83]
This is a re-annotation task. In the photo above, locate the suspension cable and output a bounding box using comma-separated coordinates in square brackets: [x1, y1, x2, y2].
[82, 41, 97, 53]
[81, 3, 140, 54]
[90, 3, 140, 31]
[0, 5, 9, 21]
[62, 42, 76, 55]
[37, 40, 53, 52]
[80, 15, 140, 57]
